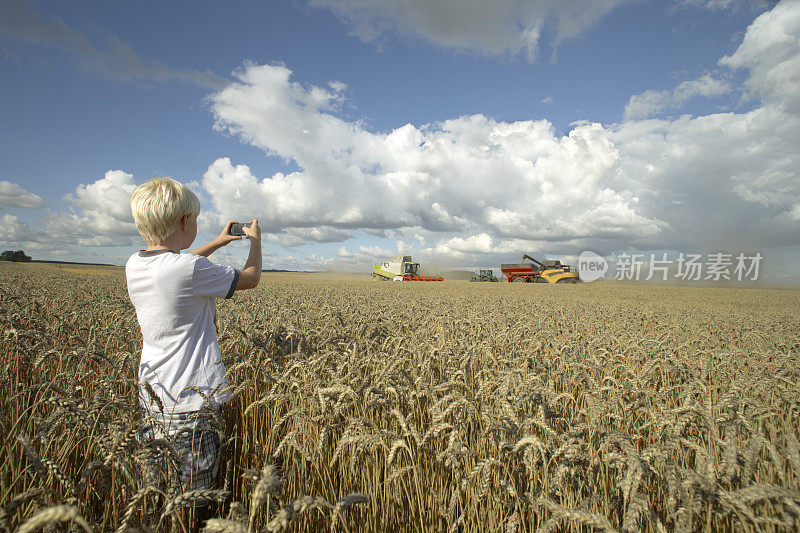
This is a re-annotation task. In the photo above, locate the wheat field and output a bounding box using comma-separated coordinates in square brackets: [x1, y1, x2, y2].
[1, 261, 799, 532]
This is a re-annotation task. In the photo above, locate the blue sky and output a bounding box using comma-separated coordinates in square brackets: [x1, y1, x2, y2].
[2, 0, 799, 282]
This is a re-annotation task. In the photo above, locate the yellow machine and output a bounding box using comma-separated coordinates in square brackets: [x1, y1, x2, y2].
[500, 254, 580, 283]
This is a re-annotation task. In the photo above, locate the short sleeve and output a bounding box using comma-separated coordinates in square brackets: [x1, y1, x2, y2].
[192, 256, 238, 299]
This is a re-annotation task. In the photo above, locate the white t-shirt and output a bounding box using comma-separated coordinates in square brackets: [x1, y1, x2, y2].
[125, 249, 238, 413]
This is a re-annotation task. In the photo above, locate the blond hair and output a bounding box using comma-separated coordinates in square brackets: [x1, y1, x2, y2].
[130, 178, 200, 245]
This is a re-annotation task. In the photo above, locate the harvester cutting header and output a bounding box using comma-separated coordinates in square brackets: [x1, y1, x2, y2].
[373, 256, 443, 281]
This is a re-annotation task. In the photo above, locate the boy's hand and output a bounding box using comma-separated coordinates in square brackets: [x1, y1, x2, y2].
[242, 219, 261, 241]
[216, 221, 243, 246]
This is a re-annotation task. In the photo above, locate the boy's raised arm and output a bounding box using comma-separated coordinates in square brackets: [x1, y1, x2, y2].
[236, 219, 262, 290]
[190, 221, 242, 257]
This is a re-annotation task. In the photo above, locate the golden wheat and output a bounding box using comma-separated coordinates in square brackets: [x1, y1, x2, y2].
[1, 262, 799, 531]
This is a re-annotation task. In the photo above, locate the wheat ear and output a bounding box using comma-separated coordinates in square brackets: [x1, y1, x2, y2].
[17, 505, 92, 533]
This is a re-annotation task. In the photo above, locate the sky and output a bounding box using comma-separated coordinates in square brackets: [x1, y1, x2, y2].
[1, 0, 799, 282]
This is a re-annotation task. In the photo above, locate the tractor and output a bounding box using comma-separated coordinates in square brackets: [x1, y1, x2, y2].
[470, 269, 499, 282]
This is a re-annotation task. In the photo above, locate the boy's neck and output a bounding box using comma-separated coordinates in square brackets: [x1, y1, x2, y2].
[146, 234, 184, 254]
[146, 244, 181, 254]
[147, 229, 189, 254]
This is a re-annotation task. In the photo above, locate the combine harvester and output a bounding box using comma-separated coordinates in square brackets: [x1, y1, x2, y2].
[372, 255, 444, 281]
[501, 254, 580, 283]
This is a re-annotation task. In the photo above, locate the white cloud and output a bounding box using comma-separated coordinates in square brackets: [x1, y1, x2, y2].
[427, 233, 496, 255]
[331, 244, 394, 265]
[288, 226, 354, 243]
[31, 168, 265, 252]
[61, 170, 139, 236]
[252, 226, 354, 247]
[260, 253, 336, 272]
[0, 214, 65, 256]
[39, 170, 141, 247]
[308, 0, 633, 61]
[205, 0, 800, 268]
[611, 105, 800, 252]
[358, 244, 394, 258]
[208, 65, 663, 245]
[0, 214, 34, 242]
[624, 73, 732, 119]
[11, 1, 796, 273]
[65, 170, 136, 225]
[608, 2, 800, 255]
[0, 181, 44, 208]
[0, 213, 74, 259]
[422, 233, 574, 261]
[719, 0, 800, 111]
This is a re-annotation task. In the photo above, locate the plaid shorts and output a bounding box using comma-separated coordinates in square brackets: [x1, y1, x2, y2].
[139, 406, 222, 494]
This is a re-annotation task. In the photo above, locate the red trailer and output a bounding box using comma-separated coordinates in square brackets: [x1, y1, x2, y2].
[500, 254, 580, 283]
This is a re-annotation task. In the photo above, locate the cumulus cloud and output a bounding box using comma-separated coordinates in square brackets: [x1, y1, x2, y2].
[308, 0, 633, 61]
[11, 1, 797, 273]
[0, 0, 227, 88]
[43, 170, 141, 247]
[0, 181, 44, 208]
[0, 183, 139, 255]
[61, 170, 138, 235]
[719, 0, 800, 111]
[0, 214, 71, 259]
[612, 0, 800, 254]
[426, 233, 496, 256]
[624, 73, 732, 120]
[611, 1, 800, 254]
[250, 227, 355, 248]
[65, 171, 137, 227]
[421, 233, 580, 263]
[288, 226, 354, 243]
[611, 110, 800, 253]
[333, 244, 395, 266]
[260, 252, 335, 272]
[208, 65, 663, 246]
[203, 0, 800, 271]
[0, 214, 35, 242]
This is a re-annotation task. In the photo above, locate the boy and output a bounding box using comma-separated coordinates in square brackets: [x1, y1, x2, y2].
[125, 177, 261, 523]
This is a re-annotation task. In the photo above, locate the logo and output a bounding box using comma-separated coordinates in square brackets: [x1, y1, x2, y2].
[579, 251, 608, 282]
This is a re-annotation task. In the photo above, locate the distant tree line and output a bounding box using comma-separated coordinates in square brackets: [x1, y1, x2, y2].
[0, 250, 31, 262]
